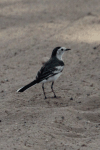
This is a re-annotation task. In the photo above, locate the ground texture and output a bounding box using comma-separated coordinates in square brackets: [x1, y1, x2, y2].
[0, 0, 100, 150]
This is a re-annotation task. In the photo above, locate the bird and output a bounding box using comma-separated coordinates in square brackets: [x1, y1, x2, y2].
[17, 47, 71, 99]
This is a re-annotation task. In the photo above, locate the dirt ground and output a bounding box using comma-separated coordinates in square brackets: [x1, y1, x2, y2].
[0, 0, 100, 150]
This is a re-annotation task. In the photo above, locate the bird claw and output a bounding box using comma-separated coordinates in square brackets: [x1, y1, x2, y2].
[54, 96, 61, 99]
[54, 95, 57, 98]
[44, 96, 47, 99]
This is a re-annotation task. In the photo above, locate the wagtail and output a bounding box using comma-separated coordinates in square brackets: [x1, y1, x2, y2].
[17, 47, 71, 99]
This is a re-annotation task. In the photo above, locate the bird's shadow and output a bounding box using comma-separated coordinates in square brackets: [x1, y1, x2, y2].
[45, 96, 61, 99]
[28, 93, 69, 108]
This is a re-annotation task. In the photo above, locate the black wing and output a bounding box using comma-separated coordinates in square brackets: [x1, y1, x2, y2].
[36, 57, 64, 82]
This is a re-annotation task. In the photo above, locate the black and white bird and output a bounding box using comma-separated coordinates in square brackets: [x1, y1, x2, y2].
[17, 47, 71, 99]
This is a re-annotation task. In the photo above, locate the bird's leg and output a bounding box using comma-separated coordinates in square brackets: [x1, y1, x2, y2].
[42, 83, 47, 99]
[51, 81, 57, 98]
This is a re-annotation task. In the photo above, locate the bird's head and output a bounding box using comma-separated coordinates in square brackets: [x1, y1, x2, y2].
[51, 47, 71, 60]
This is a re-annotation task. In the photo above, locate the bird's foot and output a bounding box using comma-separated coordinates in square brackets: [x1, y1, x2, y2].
[54, 95, 57, 98]
[54, 95, 61, 99]
[44, 96, 47, 99]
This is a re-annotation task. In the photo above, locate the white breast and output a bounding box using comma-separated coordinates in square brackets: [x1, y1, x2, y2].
[41, 72, 62, 83]
[53, 66, 64, 73]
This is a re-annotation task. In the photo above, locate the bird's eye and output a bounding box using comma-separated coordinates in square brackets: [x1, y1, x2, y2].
[61, 49, 63, 51]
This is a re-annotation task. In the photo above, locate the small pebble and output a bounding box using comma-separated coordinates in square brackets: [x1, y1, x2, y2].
[87, 94, 90, 96]
[45, 139, 48, 142]
[90, 84, 93, 87]
[87, 12, 92, 15]
[81, 144, 87, 147]
[60, 103, 63, 105]
[61, 116, 64, 120]
[1, 90, 4, 93]
[77, 117, 82, 120]
[5, 79, 9, 82]
[70, 97, 73, 100]
[14, 52, 17, 56]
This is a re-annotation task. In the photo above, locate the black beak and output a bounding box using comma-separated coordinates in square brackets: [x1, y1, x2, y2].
[65, 48, 71, 51]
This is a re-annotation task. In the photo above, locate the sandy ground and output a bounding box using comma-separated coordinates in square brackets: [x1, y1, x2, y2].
[0, 0, 100, 149]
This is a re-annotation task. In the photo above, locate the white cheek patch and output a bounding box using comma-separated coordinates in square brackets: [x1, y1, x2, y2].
[56, 51, 64, 60]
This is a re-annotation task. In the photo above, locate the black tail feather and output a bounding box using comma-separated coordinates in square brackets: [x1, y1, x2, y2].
[17, 80, 37, 92]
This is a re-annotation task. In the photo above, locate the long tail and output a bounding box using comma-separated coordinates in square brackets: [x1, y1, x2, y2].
[17, 80, 37, 92]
